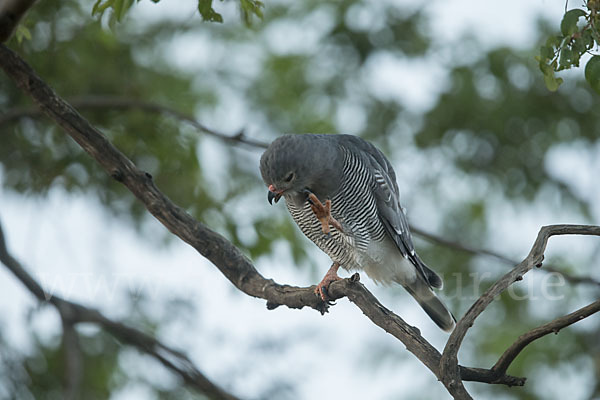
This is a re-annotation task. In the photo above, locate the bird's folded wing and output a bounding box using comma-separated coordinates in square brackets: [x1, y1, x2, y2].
[343, 138, 433, 285]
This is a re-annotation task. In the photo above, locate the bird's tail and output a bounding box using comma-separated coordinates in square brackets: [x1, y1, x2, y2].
[404, 277, 456, 332]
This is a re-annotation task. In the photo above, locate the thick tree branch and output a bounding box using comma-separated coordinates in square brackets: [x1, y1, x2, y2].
[0, 218, 239, 400]
[491, 299, 600, 376]
[0, 96, 268, 149]
[439, 224, 600, 399]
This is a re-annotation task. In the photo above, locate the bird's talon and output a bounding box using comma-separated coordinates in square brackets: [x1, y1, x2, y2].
[314, 262, 342, 302]
[304, 189, 317, 205]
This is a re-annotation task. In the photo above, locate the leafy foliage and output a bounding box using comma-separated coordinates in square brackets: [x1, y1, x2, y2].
[0, 325, 123, 399]
[538, 1, 600, 92]
[416, 46, 599, 217]
[197, 0, 224, 23]
[92, 0, 138, 23]
[91, 0, 264, 26]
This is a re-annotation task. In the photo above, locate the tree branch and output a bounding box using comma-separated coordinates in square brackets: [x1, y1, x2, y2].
[60, 316, 83, 400]
[324, 275, 526, 387]
[0, 218, 239, 400]
[0, 95, 268, 149]
[411, 226, 600, 287]
[491, 299, 600, 377]
[439, 224, 600, 399]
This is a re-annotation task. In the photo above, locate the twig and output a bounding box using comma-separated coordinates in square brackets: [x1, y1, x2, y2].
[0, 96, 269, 149]
[411, 226, 600, 287]
[60, 317, 83, 400]
[491, 299, 600, 376]
[0, 218, 239, 400]
[439, 224, 600, 399]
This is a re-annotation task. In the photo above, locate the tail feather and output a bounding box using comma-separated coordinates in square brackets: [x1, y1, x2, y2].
[405, 277, 455, 332]
[414, 255, 443, 289]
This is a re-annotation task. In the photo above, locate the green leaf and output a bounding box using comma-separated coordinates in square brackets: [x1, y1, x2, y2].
[92, 0, 114, 17]
[197, 0, 223, 23]
[585, 55, 600, 94]
[113, 0, 124, 20]
[560, 9, 587, 36]
[91, 0, 134, 21]
[240, 0, 264, 25]
[582, 28, 595, 48]
[591, 28, 600, 45]
[538, 60, 552, 74]
[542, 66, 563, 91]
[540, 45, 554, 60]
[545, 35, 561, 49]
[15, 25, 32, 43]
[114, 0, 135, 21]
[559, 47, 573, 69]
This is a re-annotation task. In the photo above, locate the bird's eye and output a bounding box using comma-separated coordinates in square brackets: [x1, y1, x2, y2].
[284, 172, 294, 182]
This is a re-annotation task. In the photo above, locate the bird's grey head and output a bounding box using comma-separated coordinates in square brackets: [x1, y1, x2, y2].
[259, 134, 342, 205]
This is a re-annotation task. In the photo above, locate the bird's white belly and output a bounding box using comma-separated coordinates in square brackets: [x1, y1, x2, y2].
[361, 235, 417, 286]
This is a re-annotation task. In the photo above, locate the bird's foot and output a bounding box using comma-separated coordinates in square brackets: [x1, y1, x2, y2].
[306, 192, 343, 236]
[315, 262, 342, 302]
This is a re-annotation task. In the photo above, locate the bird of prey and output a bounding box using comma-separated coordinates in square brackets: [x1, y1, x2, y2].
[259, 134, 455, 331]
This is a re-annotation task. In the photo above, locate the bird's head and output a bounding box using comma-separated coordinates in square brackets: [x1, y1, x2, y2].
[259, 134, 341, 205]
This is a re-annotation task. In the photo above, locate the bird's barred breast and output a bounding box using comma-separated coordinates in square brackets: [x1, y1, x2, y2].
[286, 148, 387, 270]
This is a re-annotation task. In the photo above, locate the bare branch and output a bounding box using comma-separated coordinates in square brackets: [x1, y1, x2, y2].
[439, 224, 600, 399]
[324, 274, 525, 387]
[59, 300, 239, 399]
[411, 226, 600, 287]
[61, 317, 83, 400]
[0, 210, 47, 302]
[0, 218, 239, 400]
[492, 299, 600, 376]
[0, 96, 269, 149]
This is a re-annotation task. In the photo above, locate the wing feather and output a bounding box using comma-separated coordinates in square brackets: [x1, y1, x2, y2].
[338, 135, 442, 289]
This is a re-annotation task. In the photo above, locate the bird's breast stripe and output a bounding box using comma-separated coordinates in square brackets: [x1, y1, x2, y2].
[287, 147, 387, 269]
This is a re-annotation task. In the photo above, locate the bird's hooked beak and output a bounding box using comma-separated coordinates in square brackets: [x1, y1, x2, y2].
[267, 184, 284, 205]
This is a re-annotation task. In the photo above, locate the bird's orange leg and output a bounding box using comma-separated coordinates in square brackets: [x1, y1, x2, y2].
[307, 192, 343, 235]
[315, 262, 342, 301]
